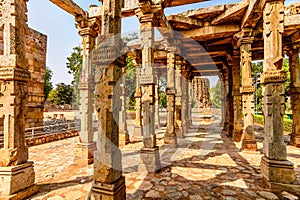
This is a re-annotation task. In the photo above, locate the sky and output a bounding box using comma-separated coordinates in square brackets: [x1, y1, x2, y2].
[27, 0, 298, 86]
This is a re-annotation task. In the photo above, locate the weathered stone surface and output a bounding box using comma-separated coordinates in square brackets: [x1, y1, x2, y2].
[192, 77, 211, 109]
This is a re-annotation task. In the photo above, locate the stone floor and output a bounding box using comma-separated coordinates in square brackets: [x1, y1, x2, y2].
[27, 120, 300, 200]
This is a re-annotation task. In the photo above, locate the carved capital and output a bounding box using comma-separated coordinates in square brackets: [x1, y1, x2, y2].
[76, 16, 101, 37]
[261, 70, 287, 84]
[240, 86, 255, 93]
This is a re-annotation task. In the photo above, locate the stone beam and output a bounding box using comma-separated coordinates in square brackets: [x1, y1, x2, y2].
[211, 0, 248, 25]
[241, 0, 266, 28]
[162, 0, 208, 8]
[284, 14, 300, 30]
[179, 4, 226, 19]
[49, 0, 85, 16]
[167, 15, 203, 28]
[181, 24, 240, 41]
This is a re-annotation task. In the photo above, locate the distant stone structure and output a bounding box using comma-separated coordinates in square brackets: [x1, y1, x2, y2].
[192, 77, 211, 108]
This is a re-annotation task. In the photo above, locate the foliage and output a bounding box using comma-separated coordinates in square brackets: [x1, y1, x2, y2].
[48, 83, 74, 105]
[125, 56, 137, 108]
[158, 74, 167, 108]
[210, 79, 222, 108]
[254, 114, 293, 133]
[66, 46, 82, 105]
[123, 32, 139, 43]
[44, 67, 53, 100]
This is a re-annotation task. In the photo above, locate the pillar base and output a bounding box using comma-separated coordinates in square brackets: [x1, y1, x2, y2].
[290, 134, 300, 147]
[0, 161, 37, 199]
[242, 139, 257, 151]
[164, 133, 177, 147]
[119, 132, 130, 147]
[175, 127, 184, 138]
[88, 176, 126, 200]
[75, 142, 97, 165]
[134, 126, 142, 136]
[139, 147, 161, 173]
[233, 130, 243, 142]
[260, 156, 295, 184]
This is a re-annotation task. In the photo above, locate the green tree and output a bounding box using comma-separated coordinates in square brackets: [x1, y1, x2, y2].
[66, 46, 82, 104]
[48, 83, 74, 105]
[44, 67, 53, 100]
[125, 56, 137, 108]
[158, 74, 167, 108]
[252, 61, 263, 112]
[210, 79, 222, 108]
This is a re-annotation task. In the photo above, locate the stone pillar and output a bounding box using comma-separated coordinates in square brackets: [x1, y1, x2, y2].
[260, 0, 295, 185]
[75, 18, 99, 165]
[240, 38, 257, 151]
[165, 50, 177, 146]
[136, 12, 161, 173]
[181, 68, 188, 136]
[0, 0, 38, 198]
[119, 67, 130, 146]
[232, 53, 243, 142]
[289, 47, 300, 147]
[134, 64, 142, 136]
[155, 72, 160, 128]
[220, 75, 226, 126]
[188, 79, 193, 128]
[88, 0, 126, 198]
[175, 57, 183, 138]
[222, 68, 231, 133]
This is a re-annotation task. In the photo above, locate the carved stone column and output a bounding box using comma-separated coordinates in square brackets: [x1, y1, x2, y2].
[240, 38, 257, 151]
[165, 50, 177, 146]
[260, 0, 295, 185]
[155, 72, 160, 128]
[232, 53, 243, 142]
[75, 18, 100, 165]
[289, 47, 300, 147]
[175, 57, 183, 138]
[0, 0, 38, 198]
[222, 67, 231, 133]
[181, 67, 188, 136]
[119, 67, 130, 146]
[88, 0, 126, 198]
[134, 64, 142, 136]
[188, 78, 193, 128]
[136, 12, 161, 172]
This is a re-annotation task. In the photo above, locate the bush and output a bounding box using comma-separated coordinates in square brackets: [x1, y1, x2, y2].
[254, 114, 293, 133]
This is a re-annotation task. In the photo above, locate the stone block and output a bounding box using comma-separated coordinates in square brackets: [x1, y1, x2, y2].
[242, 139, 258, 151]
[0, 162, 36, 197]
[233, 130, 243, 142]
[139, 147, 161, 173]
[260, 156, 295, 184]
[88, 176, 126, 200]
[75, 142, 97, 165]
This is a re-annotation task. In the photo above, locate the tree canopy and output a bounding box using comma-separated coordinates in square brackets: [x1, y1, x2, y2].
[44, 67, 53, 101]
[48, 83, 74, 105]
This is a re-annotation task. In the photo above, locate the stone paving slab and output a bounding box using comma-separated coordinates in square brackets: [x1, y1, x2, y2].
[26, 121, 300, 200]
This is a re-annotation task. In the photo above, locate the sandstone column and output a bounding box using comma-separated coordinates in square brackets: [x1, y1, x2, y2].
[181, 66, 188, 136]
[0, 0, 38, 198]
[136, 12, 161, 172]
[188, 78, 193, 127]
[240, 38, 257, 150]
[134, 64, 142, 136]
[260, 0, 295, 185]
[89, 0, 126, 198]
[175, 57, 183, 138]
[222, 67, 231, 133]
[165, 49, 177, 146]
[119, 67, 130, 146]
[289, 47, 300, 147]
[155, 72, 160, 128]
[232, 53, 243, 142]
[75, 17, 99, 165]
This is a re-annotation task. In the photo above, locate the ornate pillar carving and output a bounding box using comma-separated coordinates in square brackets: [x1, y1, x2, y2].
[0, 0, 38, 198]
[88, 0, 126, 198]
[119, 66, 130, 146]
[222, 66, 231, 133]
[75, 17, 100, 165]
[240, 38, 257, 150]
[260, 0, 295, 185]
[155, 72, 160, 128]
[134, 63, 142, 136]
[136, 11, 161, 172]
[232, 52, 243, 142]
[175, 56, 183, 138]
[188, 68, 193, 128]
[181, 61, 188, 136]
[288, 46, 300, 147]
[165, 49, 177, 146]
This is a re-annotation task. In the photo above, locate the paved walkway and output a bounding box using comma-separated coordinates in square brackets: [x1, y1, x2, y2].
[27, 121, 300, 200]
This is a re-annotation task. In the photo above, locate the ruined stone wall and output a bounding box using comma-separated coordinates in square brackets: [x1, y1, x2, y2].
[0, 28, 47, 130]
[25, 28, 47, 128]
[192, 77, 211, 108]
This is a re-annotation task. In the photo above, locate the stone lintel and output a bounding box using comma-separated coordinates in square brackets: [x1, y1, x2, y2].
[240, 85, 255, 93]
[139, 146, 161, 173]
[261, 156, 295, 184]
[89, 176, 126, 200]
[261, 70, 287, 84]
[75, 142, 97, 165]
[0, 162, 35, 196]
